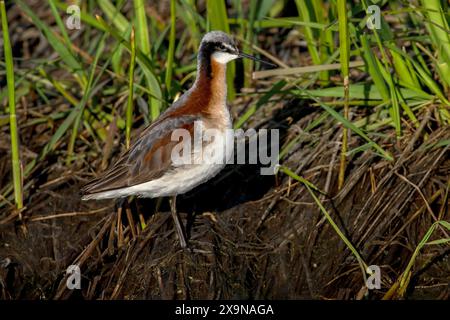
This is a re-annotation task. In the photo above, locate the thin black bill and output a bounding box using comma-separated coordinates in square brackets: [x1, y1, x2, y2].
[238, 52, 277, 67]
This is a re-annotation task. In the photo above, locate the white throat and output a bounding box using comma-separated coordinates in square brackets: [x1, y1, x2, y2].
[211, 51, 238, 64]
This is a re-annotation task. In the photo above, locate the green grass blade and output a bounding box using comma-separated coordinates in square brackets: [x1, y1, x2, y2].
[420, 0, 450, 86]
[295, 0, 321, 65]
[360, 34, 389, 100]
[243, 0, 257, 88]
[126, 28, 137, 149]
[388, 81, 401, 137]
[317, 0, 333, 83]
[207, 0, 235, 99]
[164, 0, 176, 98]
[390, 48, 421, 89]
[337, 0, 350, 190]
[133, 0, 151, 55]
[97, 0, 129, 33]
[1, 0, 23, 210]
[48, 0, 73, 55]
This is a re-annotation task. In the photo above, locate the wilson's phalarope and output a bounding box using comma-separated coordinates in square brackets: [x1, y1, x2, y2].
[82, 31, 275, 248]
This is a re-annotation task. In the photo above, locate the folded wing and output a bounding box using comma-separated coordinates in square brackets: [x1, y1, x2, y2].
[82, 115, 199, 195]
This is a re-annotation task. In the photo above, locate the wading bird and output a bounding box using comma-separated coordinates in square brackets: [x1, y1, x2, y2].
[82, 31, 275, 248]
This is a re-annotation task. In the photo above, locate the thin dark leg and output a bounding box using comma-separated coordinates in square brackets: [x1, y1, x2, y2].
[170, 195, 187, 248]
[115, 197, 127, 211]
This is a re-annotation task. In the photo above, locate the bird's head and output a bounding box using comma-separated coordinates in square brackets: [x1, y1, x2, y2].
[199, 31, 275, 66]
